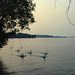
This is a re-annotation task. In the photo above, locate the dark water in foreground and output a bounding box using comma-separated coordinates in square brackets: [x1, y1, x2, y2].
[0, 38, 75, 75]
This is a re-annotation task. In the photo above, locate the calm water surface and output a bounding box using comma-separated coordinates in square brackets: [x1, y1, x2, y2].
[0, 38, 75, 75]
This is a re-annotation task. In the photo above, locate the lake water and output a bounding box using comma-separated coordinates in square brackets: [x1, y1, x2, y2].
[0, 38, 75, 75]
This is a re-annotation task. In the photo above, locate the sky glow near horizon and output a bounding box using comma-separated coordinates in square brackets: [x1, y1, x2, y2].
[23, 0, 75, 36]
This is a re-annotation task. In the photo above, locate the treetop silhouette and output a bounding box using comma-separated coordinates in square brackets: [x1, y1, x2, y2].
[0, 0, 36, 47]
[0, 0, 36, 33]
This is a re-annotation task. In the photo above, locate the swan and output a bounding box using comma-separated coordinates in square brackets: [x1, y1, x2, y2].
[16, 46, 22, 52]
[16, 49, 20, 52]
[10, 46, 13, 50]
[42, 54, 47, 59]
[44, 50, 48, 55]
[21, 46, 23, 49]
[40, 50, 48, 55]
[42, 54, 47, 61]
[18, 53, 26, 59]
[27, 50, 32, 55]
[9, 46, 13, 53]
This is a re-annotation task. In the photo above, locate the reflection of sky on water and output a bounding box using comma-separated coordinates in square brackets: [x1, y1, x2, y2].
[1, 38, 75, 75]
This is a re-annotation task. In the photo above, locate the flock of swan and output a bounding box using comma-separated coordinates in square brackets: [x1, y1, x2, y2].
[10, 46, 48, 61]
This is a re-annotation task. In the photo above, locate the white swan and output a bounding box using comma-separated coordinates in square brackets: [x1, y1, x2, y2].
[42, 54, 47, 59]
[10, 46, 13, 51]
[42, 54, 47, 61]
[18, 53, 26, 59]
[44, 50, 48, 55]
[21, 46, 23, 49]
[16, 49, 20, 52]
[27, 50, 32, 55]
[40, 50, 48, 55]
[16, 46, 22, 52]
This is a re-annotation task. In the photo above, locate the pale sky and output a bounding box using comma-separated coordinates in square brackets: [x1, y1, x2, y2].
[23, 0, 75, 36]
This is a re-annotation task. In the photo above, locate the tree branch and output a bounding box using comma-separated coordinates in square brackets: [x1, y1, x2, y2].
[66, 0, 74, 25]
[54, 0, 74, 25]
[54, 0, 57, 8]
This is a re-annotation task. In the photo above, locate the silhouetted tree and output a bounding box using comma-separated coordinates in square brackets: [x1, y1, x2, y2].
[0, 0, 36, 47]
[0, 0, 36, 33]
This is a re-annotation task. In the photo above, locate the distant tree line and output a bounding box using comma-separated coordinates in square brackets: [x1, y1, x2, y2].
[8, 33, 36, 38]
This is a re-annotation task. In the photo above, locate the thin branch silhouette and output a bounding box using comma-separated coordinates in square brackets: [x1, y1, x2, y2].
[66, 0, 74, 25]
[54, 0, 57, 8]
[54, 0, 74, 25]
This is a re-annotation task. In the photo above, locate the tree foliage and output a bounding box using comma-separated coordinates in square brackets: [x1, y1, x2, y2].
[0, 0, 36, 33]
[0, 0, 36, 48]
